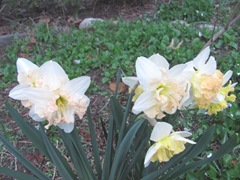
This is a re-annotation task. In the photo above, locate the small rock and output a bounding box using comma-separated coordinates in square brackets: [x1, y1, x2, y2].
[172, 20, 190, 26]
[79, 18, 104, 29]
[0, 34, 26, 48]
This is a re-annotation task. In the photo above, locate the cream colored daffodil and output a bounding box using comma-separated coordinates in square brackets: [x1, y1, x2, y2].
[131, 54, 192, 119]
[144, 122, 196, 167]
[186, 47, 237, 114]
[9, 60, 90, 133]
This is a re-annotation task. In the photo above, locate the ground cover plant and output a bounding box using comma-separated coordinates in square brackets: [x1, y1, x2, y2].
[0, 0, 239, 179]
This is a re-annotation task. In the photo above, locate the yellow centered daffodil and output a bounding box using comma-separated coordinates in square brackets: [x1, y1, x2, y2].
[144, 122, 196, 167]
[184, 46, 237, 114]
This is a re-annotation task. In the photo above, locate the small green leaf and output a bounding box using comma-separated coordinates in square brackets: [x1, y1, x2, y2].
[39, 125, 77, 179]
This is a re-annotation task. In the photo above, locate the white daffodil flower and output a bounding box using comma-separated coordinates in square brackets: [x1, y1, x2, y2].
[9, 60, 91, 133]
[144, 122, 196, 167]
[132, 54, 192, 119]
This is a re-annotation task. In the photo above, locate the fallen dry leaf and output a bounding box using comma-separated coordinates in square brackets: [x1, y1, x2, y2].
[109, 81, 127, 93]
[30, 36, 37, 44]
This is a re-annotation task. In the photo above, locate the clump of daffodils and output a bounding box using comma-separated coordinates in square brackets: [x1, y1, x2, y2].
[123, 47, 237, 118]
[123, 47, 236, 165]
[9, 58, 90, 133]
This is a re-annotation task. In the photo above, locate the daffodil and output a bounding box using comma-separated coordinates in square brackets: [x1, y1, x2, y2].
[9, 60, 90, 133]
[186, 47, 237, 114]
[144, 122, 196, 167]
[131, 54, 192, 119]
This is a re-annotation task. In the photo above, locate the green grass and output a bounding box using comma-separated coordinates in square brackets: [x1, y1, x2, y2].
[0, 0, 239, 179]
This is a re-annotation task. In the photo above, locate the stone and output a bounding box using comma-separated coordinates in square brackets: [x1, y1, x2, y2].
[79, 18, 104, 29]
[0, 34, 26, 48]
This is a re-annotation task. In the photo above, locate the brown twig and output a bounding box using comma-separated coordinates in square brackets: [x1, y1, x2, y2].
[201, 2, 240, 52]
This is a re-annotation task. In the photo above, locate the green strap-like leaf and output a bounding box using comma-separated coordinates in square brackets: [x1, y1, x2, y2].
[0, 167, 39, 180]
[117, 88, 135, 145]
[113, 69, 122, 98]
[119, 135, 149, 179]
[110, 97, 123, 132]
[0, 134, 49, 180]
[39, 125, 77, 180]
[109, 119, 146, 179]
[87, 108, 102, 179]
[69, 128, 96, 180]
[167, 134, 238, 179]
[5, 102, 50, 159]
[58, 128, 87, 179]
[101, 116, 115, 179]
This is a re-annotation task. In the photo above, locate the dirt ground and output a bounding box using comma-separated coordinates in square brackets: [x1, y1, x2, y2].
[0, 1, 160, 179]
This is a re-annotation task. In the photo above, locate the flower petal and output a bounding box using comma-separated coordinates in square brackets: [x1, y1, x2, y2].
[25, 88, 56, 106]
[168, 64, 187, 78]
[57, 122, 74, 133]
[62, 107, 75, 123]
[136, 57, 162, 89]
[17, 58, 39, 74]
[144, 143, 160, 167]
[171, 135, 196, 144]
[9, 84, 30, 100]
[171, 131, 192, 137]
[122, 77, 139, 88]
[222, 70, 233, 86]
[132, 91, 156, 114]
[148, 54, 169, 70]
[39, 61, 69, 90]
[61, 76, 90, 95]
[150, 122, 172, 142]
[199, 56, 216, 75]
[29, 105, 46, 122]
[192, 46, 210, 69]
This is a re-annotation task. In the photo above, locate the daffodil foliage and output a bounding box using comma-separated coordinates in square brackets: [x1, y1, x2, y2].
[0, 47, 238, 179]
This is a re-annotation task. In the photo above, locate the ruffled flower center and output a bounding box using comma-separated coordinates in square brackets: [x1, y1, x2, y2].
[191, 70, 223, 107]
[151, 135, 186, 162]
